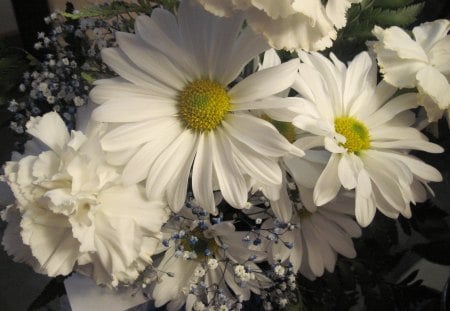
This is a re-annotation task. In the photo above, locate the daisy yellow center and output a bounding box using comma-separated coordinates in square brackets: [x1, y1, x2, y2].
[334, 116, 370, 153]
[178, 79, 231, 131]
[181, 228, 219, 261]
[298, 208, 312, 219]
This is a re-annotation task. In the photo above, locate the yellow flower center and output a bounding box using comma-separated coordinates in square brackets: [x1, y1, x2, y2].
[334, 116, 370, 153]
[181, 227, 219, 261]
[261, 114, 296, 143]
[297, 208, 312, 219]
[178, 79, 231, 131]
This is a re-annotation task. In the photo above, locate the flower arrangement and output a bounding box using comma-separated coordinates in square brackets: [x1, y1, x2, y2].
[0, 0, 449, 310]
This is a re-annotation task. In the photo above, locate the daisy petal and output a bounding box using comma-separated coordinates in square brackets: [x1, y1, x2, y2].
[211, 129, 248, 208]
[229, 59, 300, 103]
[313, 153, 341, 206]
[192, 134, 216, 214]
[223, 114, 300, 157]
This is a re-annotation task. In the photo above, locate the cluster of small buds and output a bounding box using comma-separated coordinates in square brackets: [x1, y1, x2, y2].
[260, 263, 298, 310]
[8, 7, 121, 140]
[182, 261, 245, 311]
[234, 264, 256, 283]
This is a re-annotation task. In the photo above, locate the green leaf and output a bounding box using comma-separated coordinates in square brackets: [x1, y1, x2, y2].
[413, 240, 450, 265]
[373, 0, 415, 9]
[81, 72, 96, 84]
[371, 3, 425, 27]
[62, 2, 152, 19]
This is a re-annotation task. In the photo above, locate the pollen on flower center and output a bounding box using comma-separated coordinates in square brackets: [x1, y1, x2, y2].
[181, 227, 219, 260]
[178, 79, 231, 131]
[261, 114, 296, 143]
[334, 116, 370, 153]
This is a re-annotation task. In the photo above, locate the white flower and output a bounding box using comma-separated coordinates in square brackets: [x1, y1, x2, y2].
[197, 0, 362, 51]
[247, 152, 361, 278]
[2, 112, 169, 286]
[372, 20, 450, 123]
[291, 51, 443, 226]
[90, 0, 303, 214]
[207, 258, 218, 270]
[261, 188, 361, 279]
[150, 207, 271, 310]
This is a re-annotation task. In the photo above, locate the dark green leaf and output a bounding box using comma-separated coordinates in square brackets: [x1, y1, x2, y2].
[412, 240, 450, 265]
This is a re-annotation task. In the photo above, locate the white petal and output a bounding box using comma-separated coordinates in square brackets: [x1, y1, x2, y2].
[145, 130, 198, 210]
[21, 209, 79, 276]
[343, 52, 375, 114]
[365, 93, 419, 128]
[100, 48, 174, 96]
[301, 220, 325, 276]
[115, 32, 187, 90]
[26, 112, 69, 154]
[229, 59, 300, 103]
[122, 125, 182, 185]
[153, 251, 197, 307]
[370, 126, 426, 141]
[429, 36, 450, 73]
[223, 114, 301, 157]
[229, 135, 282, 186]
[231, 97, 305, 111]
[100, 117, 180, 152]
[370, 140, 443, 153]
[92, 97, 177, 122]
[192, 134, 216, 214]
[380, 152, 442, 182]
[416, 66, 450, 109]
[412, 19, 450, 53]
[311, 213, 356, 258]
[293, 136, 325, 150]
[338, 153, 358, 189]
[355, 191, 376, 227]
[313, 153, 341, 206]
[134, 13, 198, 78]
[211, 129, 248, 209]
[373, 25, 428, 61]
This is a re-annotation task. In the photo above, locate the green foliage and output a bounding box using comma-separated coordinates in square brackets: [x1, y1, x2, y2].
[62, 0, 154, 19]
[330, 0, 424, 61]
[0, 43, 36, 109]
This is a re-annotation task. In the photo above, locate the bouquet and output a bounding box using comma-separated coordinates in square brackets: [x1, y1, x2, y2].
[1, 0, 449, 310]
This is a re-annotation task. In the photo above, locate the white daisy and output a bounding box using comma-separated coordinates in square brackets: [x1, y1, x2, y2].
[2, 112, 169, 286]
[260, 188, 361, 279]
[90, 0, 303, 214]
[246, 152, 361, 279]
[150, 205, 271, 310]
[197, 0, 362, 51]
[372, 19, 450, 123]
[291, 51, 443, 226]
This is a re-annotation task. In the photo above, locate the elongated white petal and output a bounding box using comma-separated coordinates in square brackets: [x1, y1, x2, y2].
[192, 134, 216, 214]
[223, 114, 299, 157]
[231, 97, 305, 111]
[145, 130, 197, 207]
[115, 32, 188, 90]
[314, 153, 341, 206]
[100, 117, 179, 152]
[355, 191, 376, 227]
[211, 129, 248, 209]
[92, 97, 177, 122]
[365, 93, 419, 128]
[229, 59, 299, 103]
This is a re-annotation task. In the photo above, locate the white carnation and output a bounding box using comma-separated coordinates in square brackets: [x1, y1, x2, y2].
[2, 112, 169, 286]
